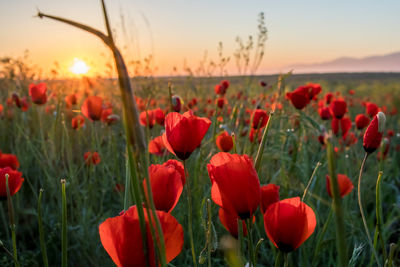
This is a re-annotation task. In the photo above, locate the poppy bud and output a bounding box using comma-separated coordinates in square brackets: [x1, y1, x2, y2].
[363, 112, 386, 153]
[171, 95, 183, 112]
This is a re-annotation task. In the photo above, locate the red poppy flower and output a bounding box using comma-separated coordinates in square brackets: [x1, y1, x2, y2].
[340, 117, 352, 139]
[148, 136, 167, 156]
[143, 163, 184, 213]
[220, 80, 230, 91]
[216, 97, 226, 109]
[0, 104, 3, 117]
[163, 111, 211, 160]
[163, 159, 185, 185]
[260, 81, 267, 87]
[65, 93, 78, 108]
[81, 96, 103, 121]
[363, 112, 386, 153]
[348, 89, 355, 95]
[307, 83, 322, 100]
[251, 109, 269, 129]
[286, 86, 310, 110]
[99, 205, 184, 267]
[330, 98, 347, 119]
[263, 197, 316, 253]
[171, 95, 183, 112]
[216, 131, 234, 152]
[260, 184, 280, 214]
[325, 92, 334, 104]
[154, 108, 165, 125]
[29, 83, 47, 105]
[207, 153, 261, 219]
[140, 110, 156, 128]
[84, 152, 101, 166]
[72, 115, 85, 130]
[0, 153, 20, 170]
[218, 208, 248, 238]
[318, 106, 331, 120]
[365, 102, 379, 118]
[0, 167, 24, 199]
[355, 114, 370, 130]
[326, 174, 354, 198]
[249, 128, 262, 143]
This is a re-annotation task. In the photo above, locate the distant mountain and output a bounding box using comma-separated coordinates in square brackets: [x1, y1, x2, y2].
[281, 51, 400, 73]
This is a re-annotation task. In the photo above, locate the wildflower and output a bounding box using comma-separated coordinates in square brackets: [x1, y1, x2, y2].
[326, 174, 354, 198]
[263, 197, 316, 252]
[207, 152, 261, 219]
[355, 114, 370, 130]
[84, 151, 101, 166]
[363, 112, 386, 153]
[71, 115, 85, 130]
[216, 131, 234, 152]
[29, 83, 47, 105]
[163, 111, 211, 160]
[81, 96, 103, 121]
[99, 205, 184, 267]
[260, 184, 280, 214]
[0, 167, 24, 199]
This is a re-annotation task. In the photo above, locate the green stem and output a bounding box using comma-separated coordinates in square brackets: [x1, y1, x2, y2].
[357, 153, 382, 267]
[6, 174, 19, 267]
[375, 171, 387, 261]
[326, 140, 348, 267]
[38, 189, 49, 267]
[237, 218, 244, 261]
[254, 111, 274, 173]
[302, 162, 322, 202]
[207, 199, 212, 267]
[246, 218, 255, 267]
[284, 253, 289, 267]
[274, 250, 283, 267]
[312, 204, 333, 266]
[184, 160, 197, 267]
[61, 180, 67, 267]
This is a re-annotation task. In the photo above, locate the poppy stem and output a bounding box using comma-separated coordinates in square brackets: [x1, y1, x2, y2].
[283, 253, 289, 267]
[37, 189, 49, 267]
[237, 218, 243, 259]
[357, 153, 382, 267]
[326, 140, 348, 267]
[302, 162, 321, 202]
[312, 203, 333, 265]
[246, 218, 256, 267]
[274, 250, 283, 267]
[254, 111, 274, 173]
[207, 199, 212, 267]
[61, 179, 67, 267]
[374, 171, 387, 261]
[183, 160, 197, 267]
[6, 175, 19, 267]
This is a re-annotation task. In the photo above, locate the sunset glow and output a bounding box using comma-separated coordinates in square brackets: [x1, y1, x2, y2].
[70, 58, 89, 75]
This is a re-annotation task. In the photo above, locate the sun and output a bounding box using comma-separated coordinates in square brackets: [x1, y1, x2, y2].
[70, 58, 89, 75]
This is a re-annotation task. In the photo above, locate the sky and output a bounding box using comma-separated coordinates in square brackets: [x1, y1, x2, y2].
[1, 0, 400, 77]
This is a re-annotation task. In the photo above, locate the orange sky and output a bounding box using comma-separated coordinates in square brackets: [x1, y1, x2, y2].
[1, 0, 400, 77]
